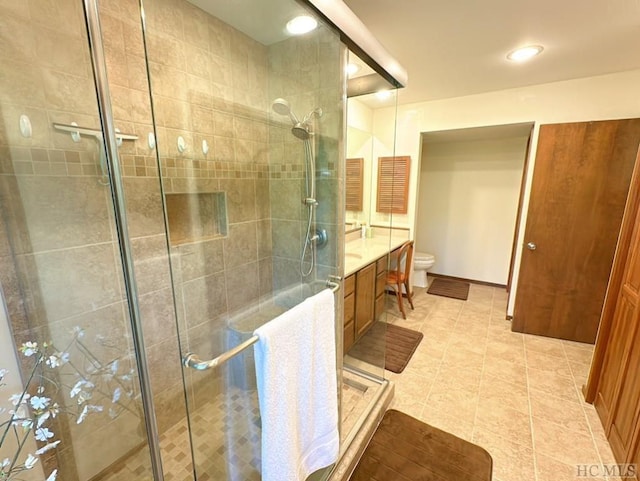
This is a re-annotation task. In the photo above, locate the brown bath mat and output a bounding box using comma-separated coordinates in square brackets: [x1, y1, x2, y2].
[348, 323, 423, 374]
[427, 277, 470, 300]
[351, 410, 493, 481]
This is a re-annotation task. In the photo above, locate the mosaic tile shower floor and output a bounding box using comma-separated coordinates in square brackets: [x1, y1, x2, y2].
[99, 374, 375, 481]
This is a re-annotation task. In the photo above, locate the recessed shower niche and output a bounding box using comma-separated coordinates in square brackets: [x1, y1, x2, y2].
[164, 192, 228, 245]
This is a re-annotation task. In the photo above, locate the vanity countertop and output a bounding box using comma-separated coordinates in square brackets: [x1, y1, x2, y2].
[344, 234, 408, 277]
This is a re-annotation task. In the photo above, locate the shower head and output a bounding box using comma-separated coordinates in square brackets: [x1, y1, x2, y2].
[271, 98, 300, 124]
[291, 123, 310, 140]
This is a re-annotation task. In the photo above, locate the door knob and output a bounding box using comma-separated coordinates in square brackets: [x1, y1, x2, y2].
[526, 242, 537, 251]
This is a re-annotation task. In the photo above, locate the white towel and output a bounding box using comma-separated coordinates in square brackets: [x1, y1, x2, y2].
[253, 289, 339, 481]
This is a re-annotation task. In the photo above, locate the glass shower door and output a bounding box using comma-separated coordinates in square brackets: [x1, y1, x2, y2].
[0, 0, 163, 479]
[140, 0, 344, 478]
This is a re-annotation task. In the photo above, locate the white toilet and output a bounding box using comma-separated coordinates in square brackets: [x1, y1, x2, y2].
[413, 252, 436, 288]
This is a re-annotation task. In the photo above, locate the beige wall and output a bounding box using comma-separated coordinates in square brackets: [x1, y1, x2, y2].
[416, 136, 529, 284]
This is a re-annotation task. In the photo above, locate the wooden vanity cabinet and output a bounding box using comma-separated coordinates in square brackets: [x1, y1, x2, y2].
[343, 274, 356, 353]
[374, 255, 388, 321]
[355, 263, 376, 338]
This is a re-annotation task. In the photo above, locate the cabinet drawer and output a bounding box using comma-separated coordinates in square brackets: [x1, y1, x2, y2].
[376, 255, 388, 273]
[344, 292, 355, 323]
[344, 274, 356, 296]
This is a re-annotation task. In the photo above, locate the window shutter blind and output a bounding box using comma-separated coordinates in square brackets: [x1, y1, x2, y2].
[376, 156, 410, 214]
[345, 157, 364, 211]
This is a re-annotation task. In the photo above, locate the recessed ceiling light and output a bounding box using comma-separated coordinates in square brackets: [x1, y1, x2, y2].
[346, 63, 360, 76]
[507, 45, 544, 62]
[286, 15, 318, 35]
[375, 90, 393, 100]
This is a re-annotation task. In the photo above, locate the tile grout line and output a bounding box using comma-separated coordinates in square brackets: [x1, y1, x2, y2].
[562, 340, 607, 475]
[470, 287, 494, 444]
[416, 297, 461, 421]
[523, 333, 540, 481]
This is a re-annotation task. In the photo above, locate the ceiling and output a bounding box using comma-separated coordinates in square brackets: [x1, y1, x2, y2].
[343, 0, 640, 106]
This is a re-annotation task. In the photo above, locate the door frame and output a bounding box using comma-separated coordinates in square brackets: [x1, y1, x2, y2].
[506, 126, 534, 298]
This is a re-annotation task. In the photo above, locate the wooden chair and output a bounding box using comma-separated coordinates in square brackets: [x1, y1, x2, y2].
[386, 240, 415, 319]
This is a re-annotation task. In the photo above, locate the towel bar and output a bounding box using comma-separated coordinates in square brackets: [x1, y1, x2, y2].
[183, 280, 341, 371]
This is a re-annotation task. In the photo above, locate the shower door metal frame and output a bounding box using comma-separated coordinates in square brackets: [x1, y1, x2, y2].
[81, 1, 165, 479]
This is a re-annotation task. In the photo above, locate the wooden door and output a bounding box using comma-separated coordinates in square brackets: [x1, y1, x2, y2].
[513, 119, 640, 343]
[594, 196, 640, 457]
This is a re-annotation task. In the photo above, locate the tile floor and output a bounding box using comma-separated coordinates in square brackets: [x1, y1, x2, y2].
[99, 373, 376, 481]
[384, 278, 620, 481]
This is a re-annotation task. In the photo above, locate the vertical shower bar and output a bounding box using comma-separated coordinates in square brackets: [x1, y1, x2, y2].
[81, 1, 165, 480]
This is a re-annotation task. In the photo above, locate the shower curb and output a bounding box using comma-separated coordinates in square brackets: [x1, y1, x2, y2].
[327, 380, 395, 481]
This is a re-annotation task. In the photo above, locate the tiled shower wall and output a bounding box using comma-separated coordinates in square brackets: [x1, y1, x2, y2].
[1, 0, 341, 479]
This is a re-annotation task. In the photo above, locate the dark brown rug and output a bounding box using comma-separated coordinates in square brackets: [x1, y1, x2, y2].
[348, 323, 423, 374]
[427, 277, 470, 300]
[351, 410, 493, 481]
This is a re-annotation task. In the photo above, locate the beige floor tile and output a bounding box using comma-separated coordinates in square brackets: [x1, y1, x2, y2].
[419, 407, 474, 442]
[524, 334, 567, 358]
[535, 452, 606, 481]
[389, 396, 424, 419]
[435, 365, 483, 391]
[562, 343, 595, 364]
[484, 355, 528, 386]
[527, 366, 581, 402]
[532, 416, 600, 466]
[526, 349, 574, 378]
[475, 397, 533, 447]
[485, 338, 526, 363]
[529, 390, 591, 434]
[426, 385, 479, 424]
[569, 360, 591, 386]
[386, 285, 617, 481]
[479, 372, 530, 414]
[472, 428, 536, 481]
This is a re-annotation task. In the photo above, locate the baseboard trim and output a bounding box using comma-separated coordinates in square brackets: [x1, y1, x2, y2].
[428, 272, 507, 289]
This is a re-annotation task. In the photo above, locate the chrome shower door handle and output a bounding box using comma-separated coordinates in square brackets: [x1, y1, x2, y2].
[526, 242, 537, 251]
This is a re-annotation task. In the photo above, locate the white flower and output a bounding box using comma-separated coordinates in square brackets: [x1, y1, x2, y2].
[46, 468, 58, 481]
[21, 418, 34, 429]
[9, 393, 30, 406]
[20, 341, 38, 356]
[35, 427, 54, 442]
[37, 385, 45, 394]
[30, 395, 50, 411]
[110, 360, 119, 374]
[0, 368, 7, 381]
[1, 458, 9, 468]
[59, 352, 70, 364]
[35, 440, 61, 455]
[24, 453, 38, 469]
[46, 355, 60, 368]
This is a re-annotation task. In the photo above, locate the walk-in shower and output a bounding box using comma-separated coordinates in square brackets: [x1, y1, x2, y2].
[272, 98, 327, 277]
[0, 0, 405, 478]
